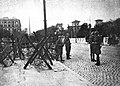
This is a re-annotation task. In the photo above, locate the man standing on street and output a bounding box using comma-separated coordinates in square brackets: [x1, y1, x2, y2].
[89, 31, 96, 62]
[55, 35, 65, 62]
[64, 33, 71, 60]
[89, 31, 102, 66]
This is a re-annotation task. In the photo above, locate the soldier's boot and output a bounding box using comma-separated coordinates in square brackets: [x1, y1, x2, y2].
[93, 53, 96, 61]
[60, 55, 64, 62]
[95, 54, 100, 66]
[91, 53, 96, 62]
[66, 53, 71, 59]
[90, 54, 93, 61]
[56, 55, 59, 61]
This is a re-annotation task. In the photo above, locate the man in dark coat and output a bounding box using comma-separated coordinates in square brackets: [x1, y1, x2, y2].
[89, 31, 96, 62]
[55, 35, 64, 62]
[64, 33, 71, 60]
[89, 31, 102, 66]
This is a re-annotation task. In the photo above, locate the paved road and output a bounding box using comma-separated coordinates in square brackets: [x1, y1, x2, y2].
[63, 43, 120, 86]
[0, 60, 92, 86]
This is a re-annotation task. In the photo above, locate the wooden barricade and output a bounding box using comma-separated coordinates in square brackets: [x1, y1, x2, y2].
[33, 32, 54, 64]
[0, 45, 14, 67]
[23, 34, 53, 70]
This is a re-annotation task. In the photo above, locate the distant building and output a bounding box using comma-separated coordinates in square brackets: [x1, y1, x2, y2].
[67, 20, 81, 38]
[95, 19, 103, 25]
[0, 17, 21, 34]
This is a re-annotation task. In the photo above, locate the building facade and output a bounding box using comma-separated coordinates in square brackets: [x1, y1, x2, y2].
[0, 17, 21, 34]
[67, 20, 81, 38]
[95, 19, 103, 25]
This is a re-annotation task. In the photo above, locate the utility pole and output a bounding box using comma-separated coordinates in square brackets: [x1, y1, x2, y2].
[43, 0, 47, 38]
[29, 17, 31, 35]
[75, 23, 77, 43]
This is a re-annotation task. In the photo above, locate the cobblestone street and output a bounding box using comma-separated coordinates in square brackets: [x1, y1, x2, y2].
[63, 43, 120, 86]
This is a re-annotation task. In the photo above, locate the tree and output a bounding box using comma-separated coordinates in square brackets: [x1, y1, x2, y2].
[0, 28, 3, 39]
[114, 18, 120, 36]
[3, 29, 11, 38]
[76, 23, 90, 38]
[101, 21, 115, 36]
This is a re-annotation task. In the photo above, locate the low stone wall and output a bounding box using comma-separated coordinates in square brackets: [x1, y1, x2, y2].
[103, 37, 120, 45]
[70, 37, 120, 45]
[103, 37, 109, 45]
[70, 38, 87, 44]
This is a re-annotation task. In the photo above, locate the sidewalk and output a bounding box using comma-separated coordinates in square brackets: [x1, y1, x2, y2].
[1, 60, 94, 86]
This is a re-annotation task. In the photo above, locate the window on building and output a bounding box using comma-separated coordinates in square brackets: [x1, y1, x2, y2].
[4, 25, 7, 27]
[4, 21, 7, 27]
[4, 21, 6, 24]
[12, 21, 14, 27]
[6, 28, 9, 31]
[0, 24, 3, 28]
[8, 22, 11, 27]
[8, 24, 10, 27]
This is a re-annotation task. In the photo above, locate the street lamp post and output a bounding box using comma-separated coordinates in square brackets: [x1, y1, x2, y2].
[43, 0, 47, 38]
[29, 17, 31, 35]
[75, 23, 77, 43]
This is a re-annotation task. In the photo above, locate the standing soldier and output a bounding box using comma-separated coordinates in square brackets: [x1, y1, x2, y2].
[89, 31, 102, 66]
[64, 33, 71, 59]
[89, 31, 96, 62]
[55, 35, 64, 62]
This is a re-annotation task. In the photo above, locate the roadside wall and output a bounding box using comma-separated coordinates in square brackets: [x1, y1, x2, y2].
[70, 37, 120, 45]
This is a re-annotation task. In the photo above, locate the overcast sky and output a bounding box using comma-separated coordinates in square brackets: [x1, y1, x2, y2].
[0, 0, 120, 32]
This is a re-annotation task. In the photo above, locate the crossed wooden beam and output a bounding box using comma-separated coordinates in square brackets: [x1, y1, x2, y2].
[0, 45, 15, 67]
[23, 34, 53, 70]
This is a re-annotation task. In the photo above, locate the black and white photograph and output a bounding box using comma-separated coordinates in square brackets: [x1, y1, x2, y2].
[0, 0, 120, 86]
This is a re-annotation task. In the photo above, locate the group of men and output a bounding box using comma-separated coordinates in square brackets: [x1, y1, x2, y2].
[54, 30, 102, 66]
[55, 33, 71, 62]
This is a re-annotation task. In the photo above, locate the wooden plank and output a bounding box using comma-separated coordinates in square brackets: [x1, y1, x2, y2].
[24, 35, 52, 69]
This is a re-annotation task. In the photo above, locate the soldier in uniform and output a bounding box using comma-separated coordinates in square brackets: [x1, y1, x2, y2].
[89, 31, 96, 62]
[89, 31, 102, 66]
[55, 35, 64, 62]
[64, 33, 71, 59]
